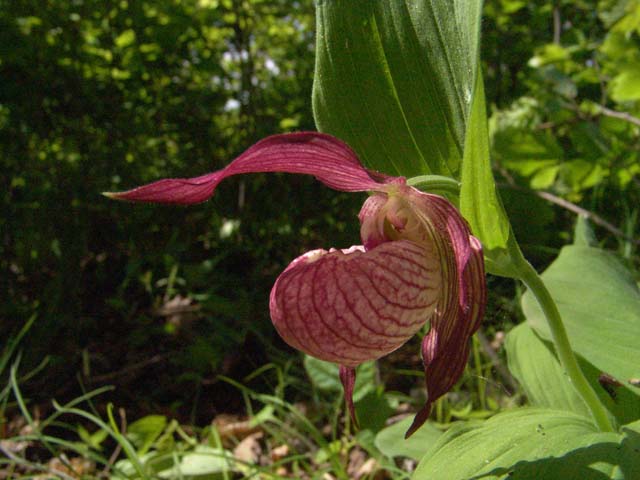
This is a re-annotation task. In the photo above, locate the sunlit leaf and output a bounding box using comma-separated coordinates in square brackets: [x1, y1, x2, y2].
[413, 409, 639, 479]
[115, 29, 137, 48]
[127, 415, 167, 455]
[610, 63, 640, 102]
[375, 416, 442, 460]
[507, 323, 588, 416]
[460, 73, 513, 272]
[313, 0, 482, 177]
[523, 245, 640, 397]
[157, 445, 236, 478]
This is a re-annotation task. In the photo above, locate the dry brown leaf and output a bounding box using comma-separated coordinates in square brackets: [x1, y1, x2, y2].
[348, 447, 384, 480]
[233, 431, 263, 464]
[347, 448, 367, 478]
[275, 465, 289, 476]
[0, 438, 30, 456]
[355, 458, 380, 479]
[154, 295, 200, 329]
[211, 413, 260, 445]
[33, 456, 95, 479]
[270, 443, 290, 461]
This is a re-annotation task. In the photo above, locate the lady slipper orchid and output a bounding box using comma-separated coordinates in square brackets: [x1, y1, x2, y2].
[106, 132, 486, 437]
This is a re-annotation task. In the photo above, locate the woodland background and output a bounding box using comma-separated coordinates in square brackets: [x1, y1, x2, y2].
[1, 0, 639, 477]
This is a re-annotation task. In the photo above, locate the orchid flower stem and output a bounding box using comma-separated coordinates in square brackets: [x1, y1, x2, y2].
[517, 258, 615, 433]
[407, 175, 461, 196]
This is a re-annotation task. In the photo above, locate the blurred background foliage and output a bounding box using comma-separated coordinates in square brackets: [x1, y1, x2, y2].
[1, 0, 358, 420]
[1, 0, 639, 425]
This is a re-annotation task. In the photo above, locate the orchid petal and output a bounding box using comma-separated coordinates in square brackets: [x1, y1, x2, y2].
[269, 240, 442, 367]
[358, 194, 390, 250]
[406, 234, 486, 438]
[356, 185, 485, 437]
[104, 132, 396, 204]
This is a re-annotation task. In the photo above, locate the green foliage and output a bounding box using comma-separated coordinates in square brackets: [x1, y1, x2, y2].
[313, 0, 482, 177]
[374, 417, 442, 461]
[506, 322, 640, 426]
[303, 355, 377, 403]
[0, 0, 342, 408]
[522, 244, 640, 395]
[413, 408, 640, 479]
[460, 73, 515, 276]
[112, 444, 237, 479]
[506, 323, 591, 419]
[488, 0, 640, 196]
[2, 0, 640, 478]
[126, 415, 168, 456]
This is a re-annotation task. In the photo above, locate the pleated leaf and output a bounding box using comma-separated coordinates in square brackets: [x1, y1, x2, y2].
[413, 409, 640, 479]
[313, 0, 482, 177]
[505, 323, 591, 418]
[506, 322, 640, 426]
[522, 245, 640, 399]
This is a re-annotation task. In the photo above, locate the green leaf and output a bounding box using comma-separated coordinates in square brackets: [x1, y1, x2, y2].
[115, 29, 137, 48]
[126, 415, 167, 455]
[505, 323, 591, 417]
[490, 96, 565, 190]
[375, 417, 442, 460]
[610, 63, 640, 102]
[77, 424, 109, 451]
[157, 445, 236, 478]
[303, 355, 376, 402]
[312, 0, 482, 177]
[460, 73, 515, 276]
[573, 215, 597, 247]
[522, 245, 640, 396]
[528, 43, 571, 68]
[355, 389, 394, 432]
[562, 159, 607, 192]
[624, 419, 640, 435]
[413, 408, 639, 479]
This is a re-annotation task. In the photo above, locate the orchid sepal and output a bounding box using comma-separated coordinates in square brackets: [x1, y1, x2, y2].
[103, 132, 398, 204]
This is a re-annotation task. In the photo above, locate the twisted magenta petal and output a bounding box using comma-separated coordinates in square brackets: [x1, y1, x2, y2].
[104, 132, 394, 203]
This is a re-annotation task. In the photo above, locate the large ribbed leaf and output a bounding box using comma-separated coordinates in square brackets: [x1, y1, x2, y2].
[312, 0, 519, 276]
[522, 245, 640, 399]
[313, 0, 482, 177]
[506, 323, 640, 425]
[413, 409, 640, 479]
[506, 323, 591, 418]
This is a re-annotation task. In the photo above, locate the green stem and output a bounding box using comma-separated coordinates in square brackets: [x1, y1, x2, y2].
[407, 175, 461, 196]
[517, 258, 614, 432]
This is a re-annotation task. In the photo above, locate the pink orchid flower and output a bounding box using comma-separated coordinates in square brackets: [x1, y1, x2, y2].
[106, 132, 486, 437]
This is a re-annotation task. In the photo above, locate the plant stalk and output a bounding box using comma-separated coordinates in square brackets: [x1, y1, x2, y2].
[517, 258, 614, 432]
[407, 175, 461, 196]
